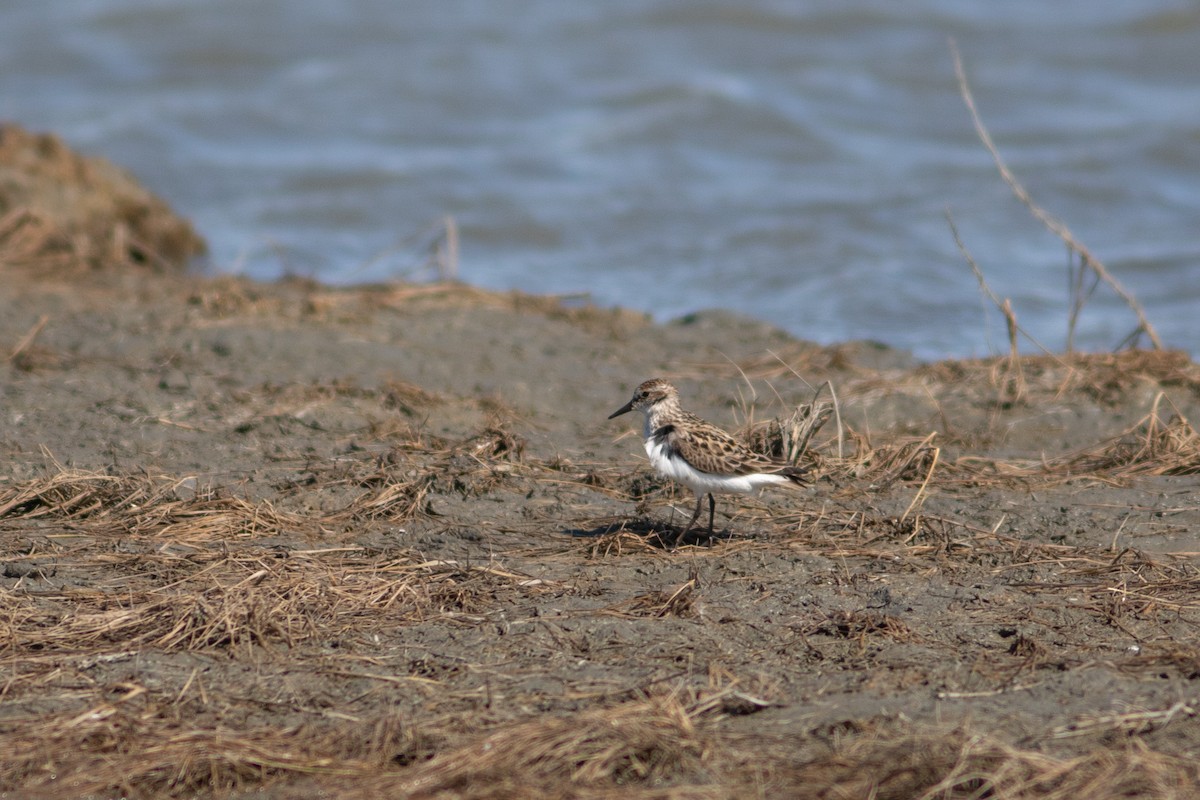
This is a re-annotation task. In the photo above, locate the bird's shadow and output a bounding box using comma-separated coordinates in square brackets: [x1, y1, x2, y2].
[564, 517, 736, 550]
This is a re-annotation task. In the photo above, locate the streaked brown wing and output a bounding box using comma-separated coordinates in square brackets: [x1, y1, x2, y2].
[665, 412, 783, 477]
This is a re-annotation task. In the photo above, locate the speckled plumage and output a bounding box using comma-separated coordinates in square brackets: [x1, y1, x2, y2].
[609, 378, 806, 545]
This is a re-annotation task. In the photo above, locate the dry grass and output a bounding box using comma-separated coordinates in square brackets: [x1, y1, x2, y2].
[366, 693, 711, 799]
[757, 725, 1200, 800]
[0, 442, 549, 666]
[0, 689, 738, 799]
[0, 709, 413, 798]
[918, 350, 1200, 407]
[736, 356, 1198, 497]
[0, 545, 547, 657]
[8, 698, 1196, 799]
[953, 395, 1200, 483]
[2, 366, 1199, 798]
[0, 468, 311, 540]
[1, 444, 1197, 799]
[606, 576, 699, 619]
[178, 273, 650, 337]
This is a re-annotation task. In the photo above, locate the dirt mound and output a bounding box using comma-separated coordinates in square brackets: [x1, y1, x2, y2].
[0, 123, 205, 272]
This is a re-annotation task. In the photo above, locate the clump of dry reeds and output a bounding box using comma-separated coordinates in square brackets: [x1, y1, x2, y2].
[355, 693, 711, 799]
[731, 376, 946, 493]
[746, 397, 833, 467]
[1058, 397, 1199, 477]
[0, 709, 419, 798]
[809, 610, 914, 642]
[0, 447, 555, 664]
[763, 725, 1200, 800]
[0, 123, 205, 273]
[340, 469, 434, 521]
[0, 467, 313, 541]
[0, 691, 726, 799]
[950, 395, 1200, 483]
[7, 701, 1196, 800]
[827, 432, 940, 486]
[606, 576, 698, 618]
[0, 468, 178, 521]
[1, 546, 548, 656]
[9, 421, 526, 536]
[915, 350, 1200, 410]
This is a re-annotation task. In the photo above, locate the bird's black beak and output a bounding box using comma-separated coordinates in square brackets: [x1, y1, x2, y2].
[608, 400, 634, 419]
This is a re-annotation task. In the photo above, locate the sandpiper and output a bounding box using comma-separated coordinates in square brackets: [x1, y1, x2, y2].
[608, 378, 807, 546]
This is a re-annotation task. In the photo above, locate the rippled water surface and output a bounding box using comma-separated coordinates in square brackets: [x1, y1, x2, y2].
[3, 1, 1198, 358]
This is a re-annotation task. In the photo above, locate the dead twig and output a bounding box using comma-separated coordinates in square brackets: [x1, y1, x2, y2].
[6, 315, 49, 363]
[950, 39, 1163, 351]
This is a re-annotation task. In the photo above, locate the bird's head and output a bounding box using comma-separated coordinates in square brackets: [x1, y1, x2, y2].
[608, 378, 678, 419]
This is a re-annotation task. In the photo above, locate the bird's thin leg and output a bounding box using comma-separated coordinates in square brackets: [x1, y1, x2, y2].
[673, 493, 705, 547]
[706, 493, 715, 536]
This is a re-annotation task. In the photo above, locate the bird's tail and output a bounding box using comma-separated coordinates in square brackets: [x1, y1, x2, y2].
[780, 465, 809, 486]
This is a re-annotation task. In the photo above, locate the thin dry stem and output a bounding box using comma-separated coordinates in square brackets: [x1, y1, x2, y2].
[950, 39, 1163, 350]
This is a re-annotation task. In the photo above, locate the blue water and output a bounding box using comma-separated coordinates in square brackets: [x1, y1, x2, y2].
[3, 0, 1198, 358]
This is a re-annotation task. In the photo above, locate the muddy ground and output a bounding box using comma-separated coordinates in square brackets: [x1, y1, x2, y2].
[1, 261, 1199, 799]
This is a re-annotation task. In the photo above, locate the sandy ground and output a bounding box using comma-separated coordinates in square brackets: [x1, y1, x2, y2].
[4, 116, 1200, 799]
[1, 263, 1200, 798]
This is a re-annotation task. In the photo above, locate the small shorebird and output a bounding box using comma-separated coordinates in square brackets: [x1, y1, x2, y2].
[608, 378, 807, 546]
